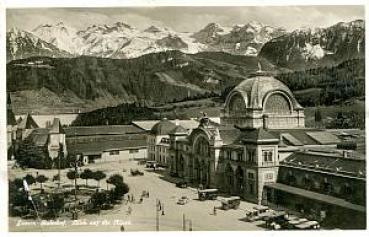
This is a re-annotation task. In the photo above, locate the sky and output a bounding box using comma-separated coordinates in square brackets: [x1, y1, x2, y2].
[6, 6, 365, 32]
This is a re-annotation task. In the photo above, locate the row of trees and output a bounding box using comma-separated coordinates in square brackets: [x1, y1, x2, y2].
[66, 169, 107, 188]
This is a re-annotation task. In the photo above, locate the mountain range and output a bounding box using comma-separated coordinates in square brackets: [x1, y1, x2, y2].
[6, 20, 290, 61]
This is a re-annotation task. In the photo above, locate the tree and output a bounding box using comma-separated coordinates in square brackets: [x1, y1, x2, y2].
[66, 170, 79, 185]
[36, 175, 48, 191]
[107, 174, 129, 201]
[113, 183, 129, 199]
[92, 171, 106, 188]
[90, 191, 108, 210]
[106, 174, 124, 186]
[315, 107, 323, 128]
[80, 169, 93, 187]
[24, 174, 36, 186]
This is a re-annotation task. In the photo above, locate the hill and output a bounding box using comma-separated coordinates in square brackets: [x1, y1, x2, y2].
[7, 51, 280, 113]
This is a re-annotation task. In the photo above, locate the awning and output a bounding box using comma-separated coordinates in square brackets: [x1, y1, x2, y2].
[265, 183, 366, 213]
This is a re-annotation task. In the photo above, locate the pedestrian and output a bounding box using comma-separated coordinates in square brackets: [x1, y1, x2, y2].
[213, 206, 217, 216]
[120, 225, 125, 231]
[127, 206, 132, 215]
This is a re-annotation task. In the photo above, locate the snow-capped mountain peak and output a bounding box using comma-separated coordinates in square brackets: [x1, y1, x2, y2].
[32, 22, 82, 54]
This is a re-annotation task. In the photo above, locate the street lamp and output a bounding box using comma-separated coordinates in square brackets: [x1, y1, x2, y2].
[182, 214, 193, 231]
[70, 154, 82, 220]
[156, 199, 161, 231]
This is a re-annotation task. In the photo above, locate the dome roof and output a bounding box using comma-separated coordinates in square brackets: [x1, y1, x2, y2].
[227, 76, 302, 110]
[150, 119, 177, 135]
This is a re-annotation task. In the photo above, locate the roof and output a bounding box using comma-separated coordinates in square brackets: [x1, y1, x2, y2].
[7, 109, 17, 126]
[230, 76, 303, 109]
[281, 133, 303, 146]
[67, 136, 147, 156]
[64, 125, 144, 136]
[281, 151, 366, 178]
[50, 118, 65, 134]
[133, 119, 199, 131]
[219, 128, 243, 145]
[169, 125, 188, 135]
[150, 119, 177, 135]
[240, 128, 279, 144]
[306, 131, 341, 145]
[132, 120, 161, 131]
[18, 113, 39, 129]
[25, 128, 49, 146]
[265, 183, 366, 213]
[269, 129, 340, 146]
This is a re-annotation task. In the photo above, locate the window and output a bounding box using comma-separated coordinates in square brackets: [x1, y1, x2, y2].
[109, 150, 119, 155]
[237, 152, 243, 161]
[264, 172, 274, 181]
[262, 150, 273, 162]
[129, 149, 139, 154]
[247, 150, 255, 163]
[247, 172, 255, 180]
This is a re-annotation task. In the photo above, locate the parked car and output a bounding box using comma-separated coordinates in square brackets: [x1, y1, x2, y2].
[177, 196, 189, 205]
[130, 169, 144, 176]
[294, 220, 320, 230]
[245, 205, 273, 222]
[287, 218, 309, 229]
[145, 161, 157, 168]
[175, 181, 188, 188]
[264, 211, 289, 230]
[220, 196, 241, 210]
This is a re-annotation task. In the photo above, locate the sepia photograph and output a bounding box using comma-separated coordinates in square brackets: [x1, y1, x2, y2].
[3, 0, 367, 232]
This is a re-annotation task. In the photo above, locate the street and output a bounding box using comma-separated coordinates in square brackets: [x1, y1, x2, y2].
[9, 159, 265, 231]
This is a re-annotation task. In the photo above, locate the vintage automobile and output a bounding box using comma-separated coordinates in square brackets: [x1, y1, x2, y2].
[264, 211, 289, 230]
[175, 181, 188, 188]
[198, 189, 218, 201]
[220, 196, 241, 210]
[130, 169, 144, 176]
[145, 161, 157, 168]
[286, 218, 309, 229]
[245, 205, 272, 222]
[294, 220, 320, 230]
[177, 196, 189, 205]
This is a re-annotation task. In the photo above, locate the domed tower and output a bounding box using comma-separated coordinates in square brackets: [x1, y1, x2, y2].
[221, 76, 305, 129]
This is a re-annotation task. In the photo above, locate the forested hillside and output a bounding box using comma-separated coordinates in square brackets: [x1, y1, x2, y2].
[276, 58, 365, 106]
[7, 51, 281, 111]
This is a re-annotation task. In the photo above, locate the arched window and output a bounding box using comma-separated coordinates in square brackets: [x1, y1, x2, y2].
[229, 94, 246, 115]
[264, 93, 291, 114]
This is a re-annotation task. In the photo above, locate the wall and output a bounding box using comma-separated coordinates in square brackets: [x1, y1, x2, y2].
[101, 148, 147, 162]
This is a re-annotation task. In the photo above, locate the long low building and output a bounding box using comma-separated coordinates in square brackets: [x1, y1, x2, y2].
[65, 125, 147, 164]
[67, 135, 147, 163]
